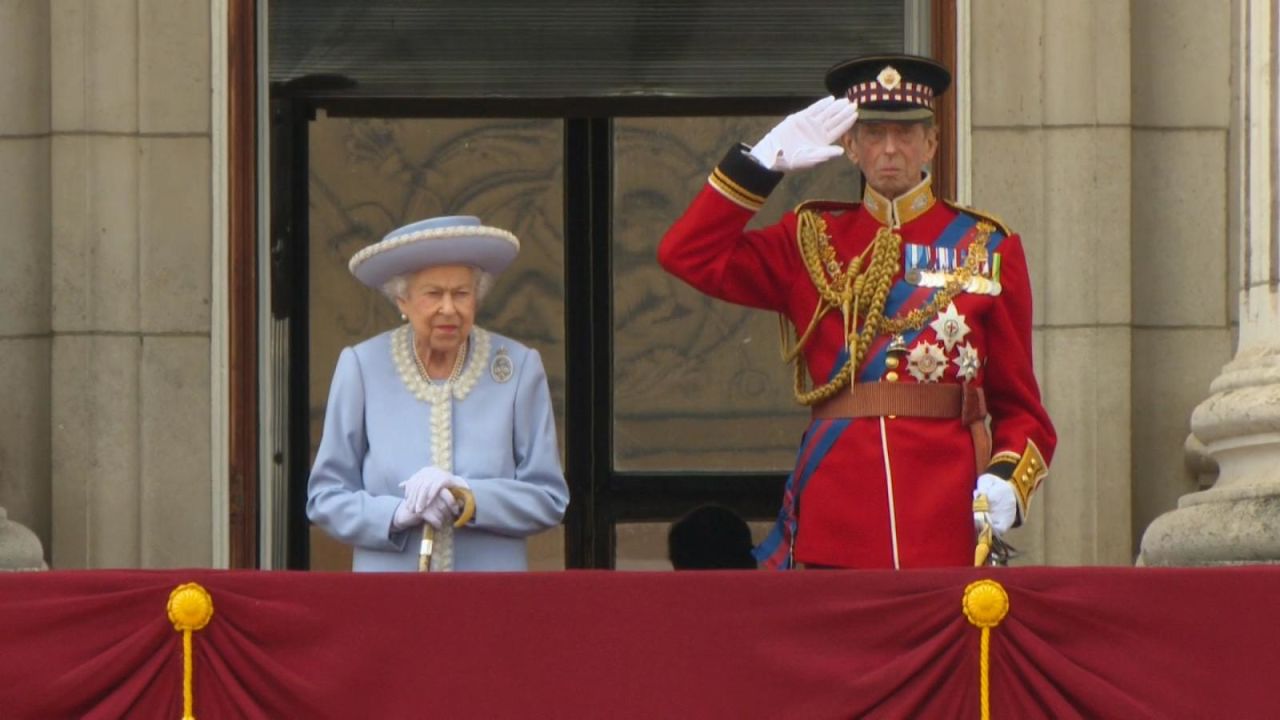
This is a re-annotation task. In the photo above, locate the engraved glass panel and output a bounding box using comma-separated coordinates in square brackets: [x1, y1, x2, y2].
[612, 116, 864, 471]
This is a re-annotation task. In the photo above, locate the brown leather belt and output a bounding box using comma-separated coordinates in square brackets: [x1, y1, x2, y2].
[811, 383, 991, 474]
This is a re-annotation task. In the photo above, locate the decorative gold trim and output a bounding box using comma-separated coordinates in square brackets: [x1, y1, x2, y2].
[784, 212, 992, 405]
[989, 451, 1021, 466]
[709, 168, 766, 210]
[963, 579, 1009, 720]
[168, 582, 214, 720]
[862, 174, 936, 228]
[944, 199, 1013, 236]
[1009, 438, 1048, 516]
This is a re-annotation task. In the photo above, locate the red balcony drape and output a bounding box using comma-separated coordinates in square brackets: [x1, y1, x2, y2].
[2, 567, 1277, 718]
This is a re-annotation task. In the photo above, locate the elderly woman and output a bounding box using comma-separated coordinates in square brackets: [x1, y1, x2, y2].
[307, 215, 568, 572]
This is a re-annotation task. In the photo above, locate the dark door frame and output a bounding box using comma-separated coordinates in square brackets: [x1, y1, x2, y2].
[227, 1, 961, 569]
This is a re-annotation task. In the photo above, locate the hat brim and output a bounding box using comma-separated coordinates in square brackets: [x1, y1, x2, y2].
[857, 107, 936, 122]
[349, 225, 520, 290]
[824, 54, 952, 98]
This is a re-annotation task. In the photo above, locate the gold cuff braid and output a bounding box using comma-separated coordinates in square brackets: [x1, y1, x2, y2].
[1008, 439, 1048, 515]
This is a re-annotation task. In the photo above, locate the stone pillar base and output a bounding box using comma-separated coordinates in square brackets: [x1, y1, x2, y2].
[1139, 346, 1280, 566]
[1140, 494, 1280, 566]
[0, 506, 47, 571]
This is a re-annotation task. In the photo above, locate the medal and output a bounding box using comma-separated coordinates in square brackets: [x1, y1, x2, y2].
[954, 343, 981, 381]
[904, 244, 930, 285]
[929, 302, 971, 351]
[907, 341, 947, 383]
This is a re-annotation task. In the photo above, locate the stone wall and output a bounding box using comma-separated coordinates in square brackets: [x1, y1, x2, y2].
[47, 0, 214, 567]
[971, 0, 1136, 564]
[1128, 0, 1236, 560]
[0, 0, 52, 565]
[969, 0, 1234, 564]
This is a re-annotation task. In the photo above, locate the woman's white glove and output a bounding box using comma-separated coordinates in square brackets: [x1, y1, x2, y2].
[416, 472, 470, 530]
[391, 500, 422, 532]
[748, 96, 858, 172]
[420, 488, 463, 530]
[973, 473, 1018, 536]
[399, 466, 454, 513]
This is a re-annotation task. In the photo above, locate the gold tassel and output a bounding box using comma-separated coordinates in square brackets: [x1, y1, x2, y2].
[963, 580, 1010, 720]
[168, 583, 214, 720]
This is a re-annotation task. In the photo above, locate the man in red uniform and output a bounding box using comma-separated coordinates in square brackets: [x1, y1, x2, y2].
[658, 54, 1056, 569]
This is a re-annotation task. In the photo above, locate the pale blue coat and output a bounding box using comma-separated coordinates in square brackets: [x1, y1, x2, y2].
[307, 328, 568, 571]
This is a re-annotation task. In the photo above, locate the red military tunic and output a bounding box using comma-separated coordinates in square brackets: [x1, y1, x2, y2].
[658, 145, 1056, 569]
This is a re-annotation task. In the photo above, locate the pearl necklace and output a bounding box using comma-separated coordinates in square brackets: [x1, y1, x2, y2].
[392, 324, 489, 406]
[413, 336, 468, 388]
[391, 324, 491, 571]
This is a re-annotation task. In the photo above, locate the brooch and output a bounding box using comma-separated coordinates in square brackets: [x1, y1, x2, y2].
[490, 347, 513, 383]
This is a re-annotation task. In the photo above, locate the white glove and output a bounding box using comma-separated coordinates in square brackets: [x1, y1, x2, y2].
[420, 476, 469, 530]
[391, 500, 422, 532]
[399, 466, 454, 513]
[748, 96, 858, 172]
[973, 473, 1018, 536]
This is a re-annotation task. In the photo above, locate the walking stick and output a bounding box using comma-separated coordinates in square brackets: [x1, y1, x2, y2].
[419, 487, 477, 572]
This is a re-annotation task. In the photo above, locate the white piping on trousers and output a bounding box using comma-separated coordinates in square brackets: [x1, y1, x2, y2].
[880, 417, 901, 569]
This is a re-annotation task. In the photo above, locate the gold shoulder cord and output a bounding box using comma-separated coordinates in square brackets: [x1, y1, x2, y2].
[783, 211, 994, 405]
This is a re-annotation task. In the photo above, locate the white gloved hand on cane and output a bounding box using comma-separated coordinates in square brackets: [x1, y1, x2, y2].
[748, 96, 859, 172]
[393, 466, 454, 531]
[396, 461, 463, 530]
[420, 476, 469, 530]
[972, 473, 1018, 536]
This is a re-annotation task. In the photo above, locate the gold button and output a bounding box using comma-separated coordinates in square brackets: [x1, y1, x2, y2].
[886, 371, 899, 382]
[885, 356, 900, 370]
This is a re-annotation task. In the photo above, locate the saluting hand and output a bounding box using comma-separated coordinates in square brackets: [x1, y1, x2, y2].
[748, 96, 858, 172]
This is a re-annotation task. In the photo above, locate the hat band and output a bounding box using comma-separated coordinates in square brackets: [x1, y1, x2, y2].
[845, 80, 935, 110]
[348, 224, 519, 275]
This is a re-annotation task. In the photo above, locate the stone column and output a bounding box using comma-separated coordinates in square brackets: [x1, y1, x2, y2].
[50, 0, 214, 568]
[970, 0, 1135, 564]
[0, 0, 51, 569]
[1139, 0, 1280, 565]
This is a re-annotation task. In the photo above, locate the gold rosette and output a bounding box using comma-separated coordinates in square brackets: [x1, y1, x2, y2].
[963, 579, 1009, 720]
[168, 582, 214, 720]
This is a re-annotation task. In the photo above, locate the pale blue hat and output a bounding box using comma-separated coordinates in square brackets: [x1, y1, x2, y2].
[348, 215, 520, 289]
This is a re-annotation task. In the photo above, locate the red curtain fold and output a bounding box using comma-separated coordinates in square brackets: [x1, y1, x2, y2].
[1, 567, 1277, 719]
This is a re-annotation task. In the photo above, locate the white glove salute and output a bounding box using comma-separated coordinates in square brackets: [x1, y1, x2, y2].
[972, 473, 1018, 536]
[749, 96, 859, 172]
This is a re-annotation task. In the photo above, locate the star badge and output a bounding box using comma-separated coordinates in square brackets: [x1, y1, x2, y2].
[929, 302, 971, 351]
[954, 343, 981, 382]
[877, 66, 902, 91]
[907, 342, 947, 383]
